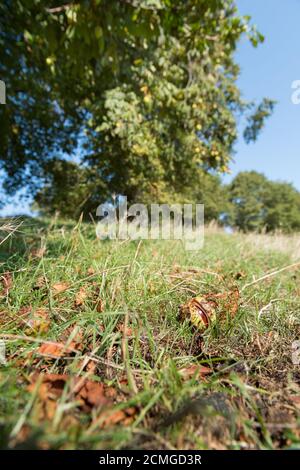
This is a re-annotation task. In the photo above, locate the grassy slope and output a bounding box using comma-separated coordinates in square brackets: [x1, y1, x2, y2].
[0, 218, 300, 449]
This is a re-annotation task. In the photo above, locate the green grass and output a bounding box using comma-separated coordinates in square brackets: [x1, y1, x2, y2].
[0, 218, 300, 449]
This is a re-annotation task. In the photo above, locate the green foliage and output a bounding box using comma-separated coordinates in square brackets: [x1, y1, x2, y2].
[0, 0, 273, 209]
[228, 171, 270, 231]
[193, 172, 231, 223]
[243, 99, 276, 144]
[264, 180, 300, 232]
[33, 159, 106, 219]
[228, 171, 300, 233]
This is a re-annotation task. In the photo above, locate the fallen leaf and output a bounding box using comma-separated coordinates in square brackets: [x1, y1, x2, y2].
[118, 323, 133, 336]
[28, 373, 111, 412]
[60, 325, 84, 351]
[289, 396, 300, 408]
[30, 246, 46, 258]
[96, 406, 137, 428]
[0, 272, 13, 296]
[23, 308, 50, 334]
[179, 365, 212, 381]
[32, 275, 47, 291]
[52, 282, 69, 294]
[204, 287, 240, 318]
[37, 342, 77, 358]
[76, 380, 109, 411]
[96, 299, 104, 313]
[74, 286, 88, 307]
[28, 373, 67, 399]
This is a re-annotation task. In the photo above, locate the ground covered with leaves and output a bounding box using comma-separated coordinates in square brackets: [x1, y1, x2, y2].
[0, 219, 300, 449]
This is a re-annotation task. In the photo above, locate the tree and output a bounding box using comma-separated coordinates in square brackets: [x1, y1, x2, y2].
[193, 172, 232, 223]
[227, 171, 269, 231]
[0, 1, 274, 213]
[35, 164, 230, 224]
[228, 171, 300, 232]
[264, 181, 300, 232]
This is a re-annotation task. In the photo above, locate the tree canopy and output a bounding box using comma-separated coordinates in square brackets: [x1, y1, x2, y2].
[1, 0, 274, 211]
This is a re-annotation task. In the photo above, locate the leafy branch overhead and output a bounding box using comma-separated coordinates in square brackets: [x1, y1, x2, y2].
[0, 0, 274, 208]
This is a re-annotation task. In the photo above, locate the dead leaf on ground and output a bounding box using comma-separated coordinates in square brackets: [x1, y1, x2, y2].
[37, 341, 78, 358]
[118, 323, 133, 336]
[61, 325, 84, 351]
[30, 246, 46, 258]
[179, 365, 213, 381]
[0, 272, 13, 296]
[289, 396, 300, 409]
[96, 298, 104, 313]
[204, 287, 240, 317]
[96, 406, 137, 428]
[28, 373, 115, 414]
[22, 308, 51, 334]
[52, 282, 69, 294]
[74, 286, 88, 307]
[32, 275, 47, 291]
[75, 379, 109, 411]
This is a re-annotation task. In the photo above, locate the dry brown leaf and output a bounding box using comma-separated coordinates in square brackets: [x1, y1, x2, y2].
[118, 323, 133, 336]
[60, 325, 84, 351]
[76, 380, 109, 411]
[179, 365, 212, 381]
[97, 406, 137, 428]
[28, 373, 67, 399]
[290, 396, 300, 408]
[85, 360, 97, 374]
[74, 286, 88, 307]
[23, 308, 51, 334]
[30, 246, 46, 258]
[52, 282, 69, 294]
[96, 299, 104, 313]
[205, 287, 240, 317]
[28, 373, 111, 413]
[32, 275, 47, 291]
[0, 272, 13, 296]
[37, 342, 77, 358]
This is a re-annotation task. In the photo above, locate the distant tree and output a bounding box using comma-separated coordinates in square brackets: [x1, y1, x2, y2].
[193, 172, 232, 224]
[228, 171, 269, 231]
[228, 171, 300, 232]
[263, 181, 300, 232]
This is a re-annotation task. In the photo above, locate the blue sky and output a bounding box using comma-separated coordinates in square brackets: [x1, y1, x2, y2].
[1, 0, 300, 216]
[228, 0, 300, 186]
